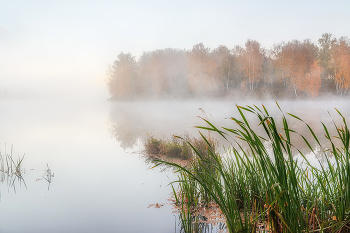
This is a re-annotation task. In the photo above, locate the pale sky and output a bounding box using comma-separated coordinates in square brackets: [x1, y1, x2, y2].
[0, 0, 349, 100]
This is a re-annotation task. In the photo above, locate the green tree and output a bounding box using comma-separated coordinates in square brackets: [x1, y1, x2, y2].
[318, 33, 337, 92]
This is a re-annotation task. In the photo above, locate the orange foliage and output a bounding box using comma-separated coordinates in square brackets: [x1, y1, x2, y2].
[333, 38, 350, 92]
[299, 61, 323, 97]
[273, 40, 316, 97]
[187, 43, 219, 94]
[107, 35, 350, 100]
[242, 40, 264, 90]
[107, 52, 138, 99]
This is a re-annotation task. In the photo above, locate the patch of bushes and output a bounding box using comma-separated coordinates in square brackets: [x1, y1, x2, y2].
[145, 136, 162, 155]
[144, 133, 217, 160]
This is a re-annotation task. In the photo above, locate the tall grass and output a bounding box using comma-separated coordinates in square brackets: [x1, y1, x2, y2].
[157, 103, 350, 233]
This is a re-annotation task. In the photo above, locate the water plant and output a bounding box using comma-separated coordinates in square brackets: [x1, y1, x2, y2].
[156, 103, 350, 233]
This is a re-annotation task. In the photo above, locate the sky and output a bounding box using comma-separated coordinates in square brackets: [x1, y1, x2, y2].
[0, 0, 349, 100]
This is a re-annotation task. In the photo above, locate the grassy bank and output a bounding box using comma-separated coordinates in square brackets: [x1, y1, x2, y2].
[156, 103, 350, 233]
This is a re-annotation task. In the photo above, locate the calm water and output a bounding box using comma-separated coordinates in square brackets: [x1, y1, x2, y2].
[1, 99, 350, 232]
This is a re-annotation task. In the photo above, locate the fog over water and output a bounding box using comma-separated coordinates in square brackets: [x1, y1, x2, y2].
[0, 100, 176, 233]
[108, 99, 350, 156]
[0, 99, 349, 232]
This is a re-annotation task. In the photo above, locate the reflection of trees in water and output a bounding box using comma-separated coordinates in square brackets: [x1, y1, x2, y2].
[108, 101, 350, 160]
[108, 102, 151, 150]
[108, 120, 140, 150]
[108, 102, 204, 150]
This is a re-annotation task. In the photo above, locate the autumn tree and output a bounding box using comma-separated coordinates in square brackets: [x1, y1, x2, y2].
[272, 40, 318, 98]
[212, 45, 235, 93]
[187, 43, 218, 95]
[138, 49, 187, 97]
[107, 52, 138, 100]
[299, 61, 323, 97]
[138, 50, 168, 97]
[241, 40, 264, 90]
[231, 45, 246, 91]
[148, 50, 166, 97]
[137, 52, 153, 96]
[157, 49, 188, 96]
[332, 37, 350, 95]
[107, 33, 350, 100]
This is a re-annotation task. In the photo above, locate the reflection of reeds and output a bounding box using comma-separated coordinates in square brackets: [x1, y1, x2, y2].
[42, 163, 54, 190]
[0, 145, 27, 193]
[156, 103, 350, 233]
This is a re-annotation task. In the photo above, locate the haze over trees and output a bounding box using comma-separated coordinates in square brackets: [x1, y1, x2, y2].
[106, 33, 350, 100]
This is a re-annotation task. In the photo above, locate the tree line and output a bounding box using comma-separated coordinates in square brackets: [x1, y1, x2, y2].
[106, 33, 350, 100]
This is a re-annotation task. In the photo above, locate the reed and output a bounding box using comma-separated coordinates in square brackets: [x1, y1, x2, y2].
[156, 103, 350, 233]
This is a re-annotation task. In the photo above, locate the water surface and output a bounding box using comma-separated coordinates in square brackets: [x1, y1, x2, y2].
[1, 99, 349, 232]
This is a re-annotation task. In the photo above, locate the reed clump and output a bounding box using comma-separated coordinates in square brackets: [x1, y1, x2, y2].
[145, 136, 162, 155]
[0, 146, 26, 192]
[157, 103, 350, 233]
[145, 133, 217, 161]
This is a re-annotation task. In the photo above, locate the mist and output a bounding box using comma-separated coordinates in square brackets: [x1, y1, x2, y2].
[1, 0, 350, 101]
[0, 33, 107, 100]
[106, 37, 350, 101]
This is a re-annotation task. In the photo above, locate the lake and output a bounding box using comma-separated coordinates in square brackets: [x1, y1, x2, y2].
[1, 99, 349, 232]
